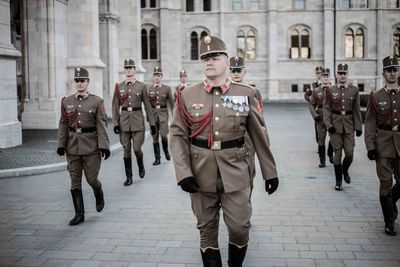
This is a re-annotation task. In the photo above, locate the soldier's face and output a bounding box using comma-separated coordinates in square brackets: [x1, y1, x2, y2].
[230, 68, 246, 83]
[383, 67, 399, 84]
[180, 75, 187, 84]
[316, 72, 322, 80]
[124, 66, 135, 78]
[337, 72, 348, 83]
[202, 55, 229, 79]
[321, 74, 330, 86]
[153, 74, 162, 83]
[74, 78, 89, 93]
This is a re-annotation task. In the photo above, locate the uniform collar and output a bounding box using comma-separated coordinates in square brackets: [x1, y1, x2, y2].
[337, 83, 348, 90]
[154, 83, 162, 88]
[384, 86, 399, 94]
[75, 92, 89, 100]
[203, 80, 231, 94]
[125, 79, 136, 86]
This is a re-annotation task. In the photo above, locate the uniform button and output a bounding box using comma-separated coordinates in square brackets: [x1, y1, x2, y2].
[215, 104, 219, 108]
[156, 92, 159, 94]
[129, 102, 131, 105]
[78, 113, 81, 115]
[215, 131, 219, 135]
[342, 106, 345, 109]
[215, 117, 219, 121]
[394, 101, 396, 104]
[129, 90, 131, 92]
[215, 92, 220, 96]
[396, 118, 398, 121]
[78, 121, 81, 123]
[394, 110, 397, 113]
[342, 99, 345, 102]
[137, 93, 140, 95]
[157, 96, 159, 99]
[78, 105, 81, 107]
[195, 113, 199, 117]
[129, 96, 131, 98]
[342, 93, 344, 96]
[236, 113, 239, 117]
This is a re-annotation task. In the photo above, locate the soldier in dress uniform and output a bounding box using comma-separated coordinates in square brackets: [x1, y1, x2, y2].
[148, 67, 175, 165]
[304, 66, 323, 103]
[112, 59, 156, 186]
[57, 67, 110, 226]
[309, 67, 331, 168]
[323, 63, 362, 191]
[174, 69, 189, 101]
[365, 56, 400, 236]
[170, 36, 278, 266]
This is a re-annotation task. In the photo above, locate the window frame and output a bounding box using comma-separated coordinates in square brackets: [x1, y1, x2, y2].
[141, 25, 159, 60]
[236, 26, 257, 60]
[189, 28, 210, 61]
[289, 25, 311, 60]
[344, 25, 366, 59]
[393, 25, 400, 58]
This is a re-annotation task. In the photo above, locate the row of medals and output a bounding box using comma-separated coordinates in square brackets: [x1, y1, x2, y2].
[221, 96, 250, 112]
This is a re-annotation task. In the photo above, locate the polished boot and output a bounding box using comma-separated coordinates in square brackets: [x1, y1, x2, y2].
[162, 137, 171, 161]
[136, 154, 145, 178]
[379, 195, 397, 236]
[152, 143, 161, 165]
[318, 145, 326, 168]
[392, 184, 400, 220]
[342, 156, 353, 184]
[69, 189, 85, 226]
[93, 186, 104, 212]
[200, 248, 222, 267]
[123, 157, 133, 186]
[327, 142, 334, 164]
[334, 164, 342, 191]
[228, 243, 248, 267]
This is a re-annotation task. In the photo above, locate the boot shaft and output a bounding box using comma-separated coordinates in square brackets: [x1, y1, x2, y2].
[200, 248, 222, 267]
[228, 244, 247, 267]
[123, 157, 133, 178]
[70, 189, 84, 215]
[153, 142, 161, 159]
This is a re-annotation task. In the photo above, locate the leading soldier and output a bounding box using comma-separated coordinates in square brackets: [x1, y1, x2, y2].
[57, 67, 110, 225]
[112, 59, 156, 186]
[148, 67, 175, 165]
[365, 56, 400, 236]
[323, 63, 362, 191]
[170, 36, 278, 266]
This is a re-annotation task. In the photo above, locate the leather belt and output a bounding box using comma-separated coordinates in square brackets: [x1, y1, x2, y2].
[332, 110, 352, 115]
[191, 137, 244, 150]
[153, 105, 167, 109]
[378, 125, 399, 132]
[69, 127, 97, 133]
[122, 107, 142, 111]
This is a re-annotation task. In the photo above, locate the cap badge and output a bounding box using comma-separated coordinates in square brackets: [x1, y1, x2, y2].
[204, 36, 211, 44]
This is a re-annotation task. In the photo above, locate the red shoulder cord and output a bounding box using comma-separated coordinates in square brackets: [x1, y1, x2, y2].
[115, 83, 128, 105]
[175, 89, 214, 147]
[60, 99, 78, 128]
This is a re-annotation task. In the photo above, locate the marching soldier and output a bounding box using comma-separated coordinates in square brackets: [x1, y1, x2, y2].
[112, 59, 156, 186]
[148, 67, 174, 165]
[304, 66, 322, 103]
[57, 67, 110, 226]
[309, 67, 331, 168]
[171, 36, 278, 266]
[365, 56, 400, 236]
[323, 63, 362, 191]
[174, 69, 189, 101]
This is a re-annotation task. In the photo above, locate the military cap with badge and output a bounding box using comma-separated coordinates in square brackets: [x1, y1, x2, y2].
[74, 67, 89, 83]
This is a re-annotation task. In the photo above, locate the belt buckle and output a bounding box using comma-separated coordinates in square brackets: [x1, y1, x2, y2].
[393, 125, 399, 131]
[127, 107, 133, 112]
[210, 141, 221, 150]
[156, 105, 161, 109]
[76, 128, 82, 134]
[341, 111, 346, 115]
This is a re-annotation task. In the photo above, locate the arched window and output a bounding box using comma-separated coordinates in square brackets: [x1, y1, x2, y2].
[141, 27, 158, 60]
[149, 29, 157, 59]
[141, 0, 146, 8]
[186, 0, 194, 11]
[345, 27, 364, 58]
[141, 29, 148, 60]
[204, 0, 211, 11]
[237, 28, 257, 60]
[345, 28, 354, 58]
[388, 0, 400, 8]
[394, 27, 400, 57]
[190, 32, 199, 60]
[354, 28, 364, 58]
[290, 26, 310, 59]
[150, 0, 156, 8]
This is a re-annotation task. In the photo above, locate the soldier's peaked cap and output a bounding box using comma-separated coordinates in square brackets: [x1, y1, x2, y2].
[200, 36, 228, 60]
[230, 56, 245, 69]
[153, 66, 162, 74]
[124, 59, 135, 67]
[383, 56, 399, 69]
[321, 67, 330, 75]
[337, 63, 348, 73]
[179, 69, 187, 77]
[315, 66, 323, 73]
[74, 67, 89, 79]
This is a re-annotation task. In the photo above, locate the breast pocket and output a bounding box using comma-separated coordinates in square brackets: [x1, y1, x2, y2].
[224, 109, 248, 132]
[82, 108, 96, 124]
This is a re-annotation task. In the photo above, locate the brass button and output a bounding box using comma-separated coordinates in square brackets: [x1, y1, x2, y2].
[78, 105, 81, 107]
[215, 104, 219, 108]
[236, 113, 239, 117]
[215, 131, 219, 135]
[215, 92, 220, 96]
[215, 117, 219, 121]
[78, 113, 81, 115]
[195, 113, 199, 117]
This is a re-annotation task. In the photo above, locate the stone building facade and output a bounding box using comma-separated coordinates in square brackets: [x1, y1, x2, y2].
[0, 0, 399, 148]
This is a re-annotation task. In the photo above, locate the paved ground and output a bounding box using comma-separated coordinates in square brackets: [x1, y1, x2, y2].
[0, 103, 399, 267]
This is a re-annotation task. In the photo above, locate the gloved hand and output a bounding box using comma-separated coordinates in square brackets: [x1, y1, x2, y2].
[113, 126, 120, 134]
[57, 147, 65, 156]
[178, 177, 199, 193]
[367, 149, 377, 161]
[265, 177, 279, 195]
[314, 116, 321, 123]
[328, 127, 336, 134]
[101, 149, 111, 160]
[356, 130, 362, 137]
[151, 125, 156, 136]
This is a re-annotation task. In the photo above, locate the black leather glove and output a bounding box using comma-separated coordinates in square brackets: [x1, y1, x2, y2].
[314, 116, 321, 123]
[56, 147, 65, 156]
[367, 149, 377, 161]
[328, 127, 336, 134]
[356, 130, 362, 137]
[265, 177, 279, 195]
[178, 177, 199, 193]
[101, 149, 110, 160]
[113, 126, 120, 134]
[151, 125, 156, 136]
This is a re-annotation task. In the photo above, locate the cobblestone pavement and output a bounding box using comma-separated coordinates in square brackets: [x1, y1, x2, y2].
[0, 103, 399, 267]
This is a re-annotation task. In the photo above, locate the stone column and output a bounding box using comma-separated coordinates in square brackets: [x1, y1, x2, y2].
[324, 0, 334, 75]
[20, 0, 68, 129]
[376, 0, 383, 89]
[0, 0, 22, 147]
[67, 0, 105, 97]
[267, 1, 278, 100]
[99, 0, 120, 108]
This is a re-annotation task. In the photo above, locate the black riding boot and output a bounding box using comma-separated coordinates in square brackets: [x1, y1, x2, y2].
[342, 156, 353, 184]
[93, 186, 104, 212]
[334, 164, 343, 191]
[379, 194, 397, 236]
[162, 137, 171, 161]
[123, 157, 133, 186]
[327, 142, 334, 164]
[228, 243, 248, 267]
[69, 189, 85, 226]
[200, 248, 222, 267]
[318, 145, 326, 168]
[135, 153, 145, 178]
[392, 184, 400, 220]
[153, 143, 161, 165]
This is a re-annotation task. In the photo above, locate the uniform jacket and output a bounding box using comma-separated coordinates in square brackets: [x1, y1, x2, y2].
[112, 80, 155, 132]
[148, 84, 175, 123]
[323, 84, 362, 134]
[309, 85, 326, 120]
[58, 94, 109, 155]
[170, 81, 277, 193]
[364, 88, 400, 158]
